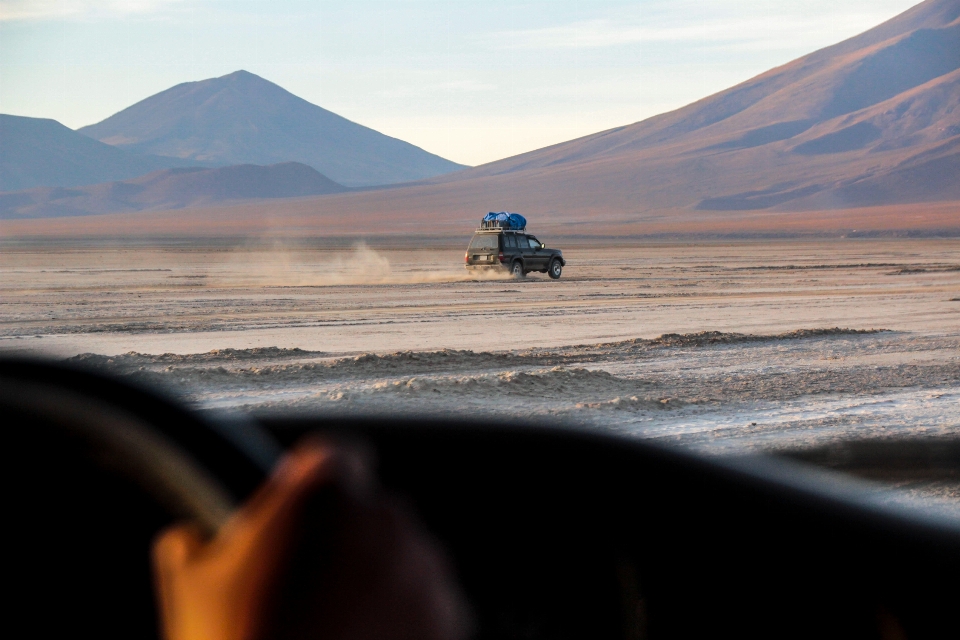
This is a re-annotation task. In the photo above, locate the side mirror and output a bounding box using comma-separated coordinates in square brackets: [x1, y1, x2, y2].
[540, 243, 545, 249]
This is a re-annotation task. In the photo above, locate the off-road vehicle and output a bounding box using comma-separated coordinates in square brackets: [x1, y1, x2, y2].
[464, 226, 565, 279]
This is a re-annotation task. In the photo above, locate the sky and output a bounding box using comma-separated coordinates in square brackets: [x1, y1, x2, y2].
[0, 0, 919, 166]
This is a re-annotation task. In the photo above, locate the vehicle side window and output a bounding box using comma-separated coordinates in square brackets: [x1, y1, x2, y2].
[504, 234, 516, 249]
[528, 237, 540, 249]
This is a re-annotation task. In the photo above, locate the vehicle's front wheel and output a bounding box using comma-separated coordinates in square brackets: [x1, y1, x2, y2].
[548, 260, 562, 279]
[511, 261, 526, 279]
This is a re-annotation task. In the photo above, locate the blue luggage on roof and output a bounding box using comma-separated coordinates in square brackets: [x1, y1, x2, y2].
[482, 212, 526, 230]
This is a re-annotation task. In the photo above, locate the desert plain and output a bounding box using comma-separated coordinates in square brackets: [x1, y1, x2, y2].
[2, 236, 958, 473]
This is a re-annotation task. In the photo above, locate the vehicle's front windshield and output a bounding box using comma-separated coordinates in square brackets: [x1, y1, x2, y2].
[1, 0, 957, 517]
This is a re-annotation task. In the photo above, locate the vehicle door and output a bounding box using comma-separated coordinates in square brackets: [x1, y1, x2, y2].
[525, 235, 548, 270]
[502, 233, 521, 264]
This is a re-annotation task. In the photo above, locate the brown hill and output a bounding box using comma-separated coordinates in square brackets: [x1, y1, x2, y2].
[0, 162, 347, 219]
[3, 0, 958, 239]
[404, 0, 959, 215]
[0, 114, 194, 192]
[77, 70, 466, 187]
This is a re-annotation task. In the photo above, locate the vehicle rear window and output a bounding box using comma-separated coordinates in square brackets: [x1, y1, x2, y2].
[469, 235, 498, 250]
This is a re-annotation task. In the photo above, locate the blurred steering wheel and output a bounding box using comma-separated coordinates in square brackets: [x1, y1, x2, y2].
[1, 359, 278, 639]
[6, 357, 960, 640]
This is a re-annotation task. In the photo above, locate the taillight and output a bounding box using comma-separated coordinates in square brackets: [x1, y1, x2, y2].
[498, 252, 505, 263]
[465, 252, 469, 264]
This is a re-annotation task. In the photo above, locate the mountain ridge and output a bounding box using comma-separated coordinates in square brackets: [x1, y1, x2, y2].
[382, 0, 959, 218]
[4, 0, 957, 232]
[0, 162, 347, 219]
[427, 2, 959, 185]
[78, 70, 467, 187]
[0, 114, 194, 192]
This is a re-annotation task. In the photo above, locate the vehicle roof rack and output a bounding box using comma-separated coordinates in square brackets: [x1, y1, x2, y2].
[477, 221, 526, 232]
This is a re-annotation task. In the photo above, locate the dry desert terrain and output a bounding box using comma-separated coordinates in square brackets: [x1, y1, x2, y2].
[2, 237, 957, 460]
[5, 236, 960, 510]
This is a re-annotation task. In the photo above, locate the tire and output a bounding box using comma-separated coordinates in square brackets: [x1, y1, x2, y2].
[548, 260, 562, 279]
[511, 261, 526, 279]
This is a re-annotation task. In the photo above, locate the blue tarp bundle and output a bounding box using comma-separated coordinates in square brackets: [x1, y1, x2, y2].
[482, 211, 526, 230]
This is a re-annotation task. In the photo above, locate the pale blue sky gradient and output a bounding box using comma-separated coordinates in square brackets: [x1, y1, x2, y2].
[0, 0, 918, 165]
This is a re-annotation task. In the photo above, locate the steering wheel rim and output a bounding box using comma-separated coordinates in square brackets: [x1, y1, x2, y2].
[0, 358, 280, 534]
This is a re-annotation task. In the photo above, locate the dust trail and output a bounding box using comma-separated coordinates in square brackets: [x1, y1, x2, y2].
[217, 241, 511, 287]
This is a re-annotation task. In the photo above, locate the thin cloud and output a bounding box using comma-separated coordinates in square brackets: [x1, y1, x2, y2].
[0, 0, 186, 22]
[375, 78, 497, 99]
[493, 12, 894, 51]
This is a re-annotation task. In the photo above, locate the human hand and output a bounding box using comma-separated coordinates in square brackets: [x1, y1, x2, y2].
[152, 440, 469, 640]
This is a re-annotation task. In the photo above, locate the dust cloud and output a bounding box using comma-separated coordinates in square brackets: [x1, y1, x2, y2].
[217, 241, 511, 287]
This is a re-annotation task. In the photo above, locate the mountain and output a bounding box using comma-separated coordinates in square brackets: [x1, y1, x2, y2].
[407, 0, 959, 214]
[0, 114, 194, 192]
[78, 70, 467, 187]
[6, 0, 958, 237]
[0, 162, 347, 219]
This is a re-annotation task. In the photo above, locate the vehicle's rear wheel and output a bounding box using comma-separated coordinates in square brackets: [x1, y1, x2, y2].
[512, 261, 526, 279]
[548, 260, 562, 279]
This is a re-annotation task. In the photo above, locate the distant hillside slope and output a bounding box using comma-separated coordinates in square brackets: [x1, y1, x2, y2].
[0, 162, 347, 219]
[413, 0, 960, 213]
[444, 0, 959, 179]
[78, 70, 467, 187]
[7, 0, 957, 234]
[0, 114, 193, 191]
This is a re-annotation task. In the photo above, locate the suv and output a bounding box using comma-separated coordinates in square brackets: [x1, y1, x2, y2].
[465, 229, 565, 279]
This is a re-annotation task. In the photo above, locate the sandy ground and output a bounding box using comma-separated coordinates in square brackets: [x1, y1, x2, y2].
[3, 239, 958, 354]
[2, 238, 959, 512]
